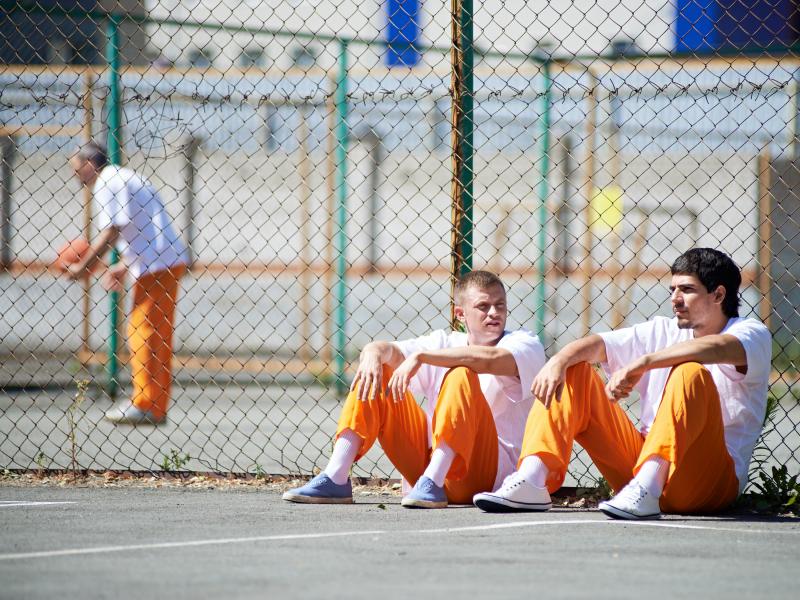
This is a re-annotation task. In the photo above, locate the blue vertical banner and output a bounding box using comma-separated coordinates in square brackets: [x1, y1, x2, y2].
[675, 0, 720, 52]
[717, 0, 797, 50]
[386, 0, 421, 67]
[676, 0, 799, 53]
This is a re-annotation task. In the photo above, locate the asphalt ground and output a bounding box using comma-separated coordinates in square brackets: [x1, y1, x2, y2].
[0, 483, 797, 600]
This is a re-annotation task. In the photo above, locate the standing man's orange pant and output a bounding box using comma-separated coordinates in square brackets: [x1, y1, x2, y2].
[520, 361, 739, 513]
[336, 366, 498, 504]
[128, 265, 186, 419]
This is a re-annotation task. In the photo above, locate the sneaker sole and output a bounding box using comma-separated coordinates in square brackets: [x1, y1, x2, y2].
[473, 495, 551, 513]
[104, 417, 166, 425]
[598, 503, 660, 520]
[282, 492, 354, 504]
[400, 497, 448, 509]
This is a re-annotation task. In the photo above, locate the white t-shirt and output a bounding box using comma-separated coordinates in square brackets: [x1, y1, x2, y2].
[93, 165, 188, 279]
[599, 316, 772, 492]
[393, 329, 546, 489]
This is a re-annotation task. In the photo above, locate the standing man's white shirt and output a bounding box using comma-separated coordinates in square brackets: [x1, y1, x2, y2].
[599, 316, 772, 492]
[393, 329, 546, 489]
[93, 165, 188, 279]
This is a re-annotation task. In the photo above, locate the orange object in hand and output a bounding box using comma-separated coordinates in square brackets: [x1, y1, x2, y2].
[55, 238, 94, 273]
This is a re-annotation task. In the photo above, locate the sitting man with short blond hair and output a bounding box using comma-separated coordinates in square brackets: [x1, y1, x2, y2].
[283, 270, 546, 508]
[474, 248, 772, 519]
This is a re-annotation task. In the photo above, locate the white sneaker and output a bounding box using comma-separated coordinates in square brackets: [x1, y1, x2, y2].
[598, 481, 661, 520]
[104, 402, 166, 425]
[473, 472, 552, 512]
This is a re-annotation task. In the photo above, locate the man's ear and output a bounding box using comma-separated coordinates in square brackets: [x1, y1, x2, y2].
[454, 305, 465, 323]
[713, 285, 726, 305]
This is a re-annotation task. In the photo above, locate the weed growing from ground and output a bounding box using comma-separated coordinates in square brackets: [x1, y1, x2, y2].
[160, 449, 191, 472]
[68, 380, 89, 480]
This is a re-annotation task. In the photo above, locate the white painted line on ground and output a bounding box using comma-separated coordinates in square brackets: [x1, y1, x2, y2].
[612, 521, 800, 535]
[0, 530, 386, 561]
[0, 501, 76, 508]
[0, 518, 797, 562]
[417, 519, 800, 536]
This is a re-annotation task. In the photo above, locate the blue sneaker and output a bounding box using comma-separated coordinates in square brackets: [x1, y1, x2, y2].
[282, 473, 353, 504]
[401, 476, 448, 508]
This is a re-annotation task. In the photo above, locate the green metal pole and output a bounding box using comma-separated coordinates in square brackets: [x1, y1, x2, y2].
[105, 15, 121, 397]
[333, 39, 349, 396]
[458, 0, 474, 279]
[535, 58, 552, 339]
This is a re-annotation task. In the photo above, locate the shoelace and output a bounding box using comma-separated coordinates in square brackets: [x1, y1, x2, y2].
[616, 482, 647, 506]
[500, 472, 526, 490]
[418, 478, 435, 492]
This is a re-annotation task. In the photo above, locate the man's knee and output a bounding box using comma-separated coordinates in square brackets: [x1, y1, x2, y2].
[442, 365, 479, 385]
[670, 361, 708, 380]
[666, 362, 716, 396]
[662, 361, 720, 414]
[437, 366, 484, 410]
[565, 361, 593, 380]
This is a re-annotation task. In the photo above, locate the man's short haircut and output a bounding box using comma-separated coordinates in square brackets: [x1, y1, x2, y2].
[454, 270, 505, 304]
[75, 140, 108, 169]
[671, 248, 741, 318]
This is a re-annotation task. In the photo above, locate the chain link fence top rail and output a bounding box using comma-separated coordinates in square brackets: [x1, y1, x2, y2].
[0, 1, 798, 487]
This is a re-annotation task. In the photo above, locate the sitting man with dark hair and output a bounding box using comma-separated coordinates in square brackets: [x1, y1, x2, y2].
[283, 270, 546, 508]
[474, 248, 772, 519]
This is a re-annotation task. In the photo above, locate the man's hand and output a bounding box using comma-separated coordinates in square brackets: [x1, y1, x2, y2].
[386, 353, 422, 403]
[531, 357, 568, 409]
[349, 344, 384, 402]
[604, 360, 645, 403]
[102, 262, 127, 293]
[66, 263, 87, 281]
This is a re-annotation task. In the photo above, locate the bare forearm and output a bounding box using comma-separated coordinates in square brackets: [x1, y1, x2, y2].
[636, 334, 747, 372]
[551, 334, 607, 369]
[415, 346, 518, 376]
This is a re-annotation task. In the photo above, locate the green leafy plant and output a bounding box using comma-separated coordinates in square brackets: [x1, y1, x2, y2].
[252, 463, 267, 480]
[595, 476, 612, 500]
[748, 392, 780, 484]
[34, 450, 48, 475]
[160, 449, 191, 472]
[750, 465, 800, 516]
[68, 380, 89, 480]
[579, 476, 612, 503]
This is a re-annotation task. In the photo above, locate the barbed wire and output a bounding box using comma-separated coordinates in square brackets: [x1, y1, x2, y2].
[1, 73, 793, 112]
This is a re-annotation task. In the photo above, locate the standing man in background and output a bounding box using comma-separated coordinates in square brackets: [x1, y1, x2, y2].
[67, 141, 188, 425]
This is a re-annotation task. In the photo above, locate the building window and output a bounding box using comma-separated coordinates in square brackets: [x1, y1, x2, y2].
[239, 47, 265, 68]
[290, 44, 318, 69]
[188, 47, 213, 68]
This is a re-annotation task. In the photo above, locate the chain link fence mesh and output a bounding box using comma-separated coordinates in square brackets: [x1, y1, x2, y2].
[0, 1, 798, 487]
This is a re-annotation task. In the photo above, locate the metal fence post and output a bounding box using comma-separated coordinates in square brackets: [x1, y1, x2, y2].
[182, 134, 200, 268]
[81, 72, 94, 358]
[105, 13, 122, 398]
[0, 135, 16, 270]
[333, 38, 349, 396]
[450, 0, 474, 326]
[535, 57, 552, 340]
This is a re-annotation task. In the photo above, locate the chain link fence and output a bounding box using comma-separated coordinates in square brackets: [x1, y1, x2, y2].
[1, 1, 798, 487]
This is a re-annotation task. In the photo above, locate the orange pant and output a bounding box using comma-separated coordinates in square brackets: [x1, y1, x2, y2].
[520, 361, 739, 514]
[128, 265, 186, 418]
[336, 366, 498, 504]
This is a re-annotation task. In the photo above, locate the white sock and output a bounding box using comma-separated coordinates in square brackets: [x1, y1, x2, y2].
[323, 429, 361, 485]
[422, 442, 456, 487]
[518, 454, 548, 488]
[633, 456, 669, 497]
